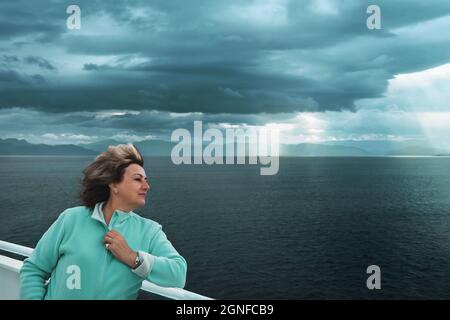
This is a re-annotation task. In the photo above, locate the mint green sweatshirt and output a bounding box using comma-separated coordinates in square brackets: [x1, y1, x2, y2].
[20, 203, 187, 300]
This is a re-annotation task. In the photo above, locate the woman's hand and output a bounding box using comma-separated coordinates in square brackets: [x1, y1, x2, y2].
[103, 230, 137, 268]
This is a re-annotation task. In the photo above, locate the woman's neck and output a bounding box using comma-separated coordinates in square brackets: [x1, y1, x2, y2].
[102, 199, 131, 225]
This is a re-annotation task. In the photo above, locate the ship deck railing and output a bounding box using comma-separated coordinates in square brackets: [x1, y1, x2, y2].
[0, 240, 212, 300]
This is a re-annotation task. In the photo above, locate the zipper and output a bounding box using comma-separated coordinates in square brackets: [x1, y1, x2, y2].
[95, 212, 116, 299]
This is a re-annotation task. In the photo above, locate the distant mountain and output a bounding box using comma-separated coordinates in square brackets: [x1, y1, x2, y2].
[78, 139, 125, 152]
[281, 143, 372, 156]
[79, 139, 176, 156]
[323, 139, 429, 155]
[0, 138, 97, 155]
[386, 146, 448, 156]
[3, 138, 449, 157]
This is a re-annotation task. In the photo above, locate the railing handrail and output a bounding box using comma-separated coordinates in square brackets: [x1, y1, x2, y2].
[0, 240, 212, 300]
[0, 240, 34, 257]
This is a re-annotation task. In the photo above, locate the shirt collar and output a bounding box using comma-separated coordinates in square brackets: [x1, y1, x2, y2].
[91, 201, 132, 225]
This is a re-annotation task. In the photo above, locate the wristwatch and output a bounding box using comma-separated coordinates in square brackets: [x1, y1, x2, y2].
[132, 251, 143, 269]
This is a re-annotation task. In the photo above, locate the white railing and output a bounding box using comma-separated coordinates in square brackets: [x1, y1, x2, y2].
[0, 240, 212, 300]
[0, 241, 33, 257]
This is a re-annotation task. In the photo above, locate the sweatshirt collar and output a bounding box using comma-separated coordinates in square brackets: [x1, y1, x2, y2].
[92, 201, 132, 225]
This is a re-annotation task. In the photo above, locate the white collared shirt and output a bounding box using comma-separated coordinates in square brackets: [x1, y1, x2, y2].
[92, 202, 154, 279]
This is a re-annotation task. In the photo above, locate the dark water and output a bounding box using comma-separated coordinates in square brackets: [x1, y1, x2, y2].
[1, 156, 450, 299]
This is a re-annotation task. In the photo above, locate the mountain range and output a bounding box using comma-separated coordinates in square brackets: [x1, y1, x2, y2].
[0, 138, 97, 155]
[1, 138, 449, 156]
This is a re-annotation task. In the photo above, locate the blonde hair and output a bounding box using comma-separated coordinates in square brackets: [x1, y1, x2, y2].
[79, 144, 144, 209]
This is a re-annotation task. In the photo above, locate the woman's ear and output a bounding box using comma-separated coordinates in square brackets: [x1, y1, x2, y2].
[108, 183, 118, 195]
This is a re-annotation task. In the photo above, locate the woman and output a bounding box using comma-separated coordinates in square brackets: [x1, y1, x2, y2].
[20, 144, 187, 299]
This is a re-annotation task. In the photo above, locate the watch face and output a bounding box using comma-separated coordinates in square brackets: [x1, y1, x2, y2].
[135, 252, 143, 267]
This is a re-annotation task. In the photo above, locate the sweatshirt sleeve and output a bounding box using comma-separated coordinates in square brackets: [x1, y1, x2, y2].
[142, 224, 187, 288]
[19, 211, 67, 300]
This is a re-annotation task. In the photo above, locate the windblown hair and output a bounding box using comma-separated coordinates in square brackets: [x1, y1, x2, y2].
[79, 144, 144, 209]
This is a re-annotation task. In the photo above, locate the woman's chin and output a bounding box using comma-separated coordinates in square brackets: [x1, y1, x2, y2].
[136, 199, 146, 207]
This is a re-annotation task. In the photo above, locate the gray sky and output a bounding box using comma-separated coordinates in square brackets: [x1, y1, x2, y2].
[1, 0, 450, 149]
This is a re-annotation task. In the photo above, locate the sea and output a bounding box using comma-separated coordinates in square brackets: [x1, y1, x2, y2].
[1, 156, 450, 299]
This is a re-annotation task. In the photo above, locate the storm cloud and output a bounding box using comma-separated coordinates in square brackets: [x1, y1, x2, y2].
[1, 0, 450, 147]
[1, 0, 450, 114]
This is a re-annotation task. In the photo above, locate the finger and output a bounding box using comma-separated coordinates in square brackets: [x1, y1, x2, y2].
[106, 231, 117, 238]
[110, 229, 122, 236]
[109, 231, 123, 241]
[103, 236, 115, 244]
[107, 232, 122, 240]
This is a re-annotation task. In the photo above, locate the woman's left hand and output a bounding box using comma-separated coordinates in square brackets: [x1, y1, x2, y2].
[103, 230, 137, 268]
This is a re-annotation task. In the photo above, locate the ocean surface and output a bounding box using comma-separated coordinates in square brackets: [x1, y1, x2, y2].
[1, 156, 450, 299]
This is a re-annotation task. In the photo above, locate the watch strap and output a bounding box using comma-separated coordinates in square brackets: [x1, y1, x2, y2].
[132, 251, 143, 269]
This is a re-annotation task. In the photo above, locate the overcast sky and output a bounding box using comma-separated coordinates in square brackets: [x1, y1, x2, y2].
[1, 0, 450, 149]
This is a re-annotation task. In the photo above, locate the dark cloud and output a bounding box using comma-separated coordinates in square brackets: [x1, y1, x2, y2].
[0, 21, 60, 41]
[83, 63, 111, 71]
[0, 69, 27, 84]
[30, 74, 46, 83]
[0, 0, 450, 115]
[24, 56, 57, 71]
[0, 55, 55, 86]
[0, 55, 19, 63]
[0, 0, 63, 41]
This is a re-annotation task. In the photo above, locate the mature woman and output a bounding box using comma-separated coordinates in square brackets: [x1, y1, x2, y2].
[20, 144, 187, 299]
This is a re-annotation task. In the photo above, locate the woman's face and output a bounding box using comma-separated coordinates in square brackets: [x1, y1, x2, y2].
[112, 164, 150, 209]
